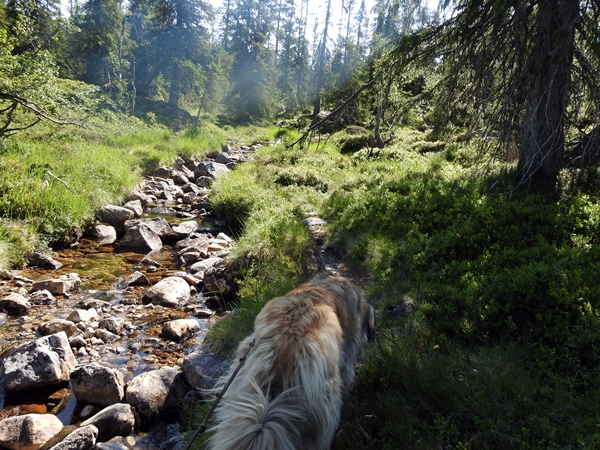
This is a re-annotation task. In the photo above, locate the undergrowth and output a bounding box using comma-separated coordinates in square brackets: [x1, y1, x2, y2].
[199, 127, 600, 449]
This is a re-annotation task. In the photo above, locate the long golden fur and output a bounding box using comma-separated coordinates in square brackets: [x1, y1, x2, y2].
[208, 275, 375, 450]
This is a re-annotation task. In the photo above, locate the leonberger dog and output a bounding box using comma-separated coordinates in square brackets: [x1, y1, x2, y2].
[208, 275, 375, 450]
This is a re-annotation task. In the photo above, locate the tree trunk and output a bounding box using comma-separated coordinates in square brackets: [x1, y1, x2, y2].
[519, 0, 579, 180]
[312, 0, 332, 117]
[168, 61, 181, 109]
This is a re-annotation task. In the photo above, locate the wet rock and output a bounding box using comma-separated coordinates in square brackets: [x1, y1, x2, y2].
[169, 273, 201, 287]
[4, 332, 77, 392]
[67, 308, 99, 323]
[216, 232, 233, 242]
[0, 413, 63, 450]
[69, 335, 87, 349]
[143, 277, 190, 308]
[98, 205, 134, 229]
[47, 425, 98, 450]
[174, 236, 209, 256]
[203, 265, 233, 299]
[140, 257, 162, 268]
[125, 191, 155, 206]
[174, 157, 195, 180]
[194, 161, 230, 180]
[207, 239, 228, 253]
[27, 252, 63, 270]
[178, 252, 201, 266]
[32, 273, 81, 296]
[76, 299, 106, 310]
[0, 293, 31, 315]
[79, 405, 96, 420]
[119, 223, 162, 252]
[122, 271, 149, 287]
[182, 349, 228, 390]
[125, 367, 191, 422]
[80, 403, 136, 441]
[171, 170, 190, 186]
[122, 200, 143, 218]
[171, 221, 198, 240]
[38, 319, 78, 337]
[29, 290, 57, 306]
[181, 182, 203, 194]
[98, 317, 125, 335]
[162, 319, 200, 341]
[70, 363, 126, 406]
[195, 176, 212, 188]
[94, 328, 119, 343]
[90, 225, 117, 245]
[214, 152, 234, 165]
[188, 256, 223, 276]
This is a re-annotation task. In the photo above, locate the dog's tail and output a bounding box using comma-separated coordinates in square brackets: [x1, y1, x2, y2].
[208, 381, 307, 450]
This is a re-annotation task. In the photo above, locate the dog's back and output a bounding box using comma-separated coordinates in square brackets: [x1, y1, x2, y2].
[208, 275, 375, 450]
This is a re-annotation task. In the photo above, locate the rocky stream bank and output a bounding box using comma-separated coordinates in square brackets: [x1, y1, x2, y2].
[0, 143, 261, 450]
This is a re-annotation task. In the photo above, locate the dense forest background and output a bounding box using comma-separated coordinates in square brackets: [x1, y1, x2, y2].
[0, 0, 439, 126]
[2, 0, 600, 183]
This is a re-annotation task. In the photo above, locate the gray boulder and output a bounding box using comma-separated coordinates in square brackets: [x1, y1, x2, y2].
[90, 225, 117, 245]
[188, 256, 223, 276]
[122, 200, 143, 218]
[98, 205, 134, 229]
[121, 271, 149, 287]
[119, 223, 162, 252]
[29, 289, 56, 305]
[27, 251, 63, 270]
[98, 317, 125, 335]
[194, 161, 230, 180]
[143, 277, 190, 307]
[0, 293, 31, 315]
[171, 221, 198, 240]
[162, 318, 200, 341]
[31, 273, 81, 296]
[125, 367, 191, 421]
[0, 413, 63, 450]
[4, 331, 77, 392]
[127, 218, 173, 239]
[80, 404, 136, 441]
[47, 425, 98, 450]
[67, 308, 99, 323]
[38, 319, 78, 337]
[70, 363, 126, 406]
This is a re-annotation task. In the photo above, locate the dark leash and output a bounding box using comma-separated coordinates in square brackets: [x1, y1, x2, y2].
[184, 338, 256, 450]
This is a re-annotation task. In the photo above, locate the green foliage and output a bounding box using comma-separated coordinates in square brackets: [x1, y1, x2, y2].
[203, 125, 600, 449]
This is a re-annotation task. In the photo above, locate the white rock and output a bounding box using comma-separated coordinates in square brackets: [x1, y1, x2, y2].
[143, 277, 191, 308]
[4, 332, 77, 392]
[0, 414, 63, 450]
[162, 319, 200, 341]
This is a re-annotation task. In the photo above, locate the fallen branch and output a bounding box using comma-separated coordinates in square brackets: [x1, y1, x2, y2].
[0, 91, 83, 136]
[289, 78, 374, 148]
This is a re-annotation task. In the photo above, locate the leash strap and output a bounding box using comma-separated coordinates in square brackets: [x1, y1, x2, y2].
[184, 338, 256, 450]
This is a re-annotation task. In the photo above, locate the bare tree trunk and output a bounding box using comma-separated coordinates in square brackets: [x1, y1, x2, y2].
[168, 62, 181, 109]
[312, 0, 332, 118]
[519, 0, 579, 180]
[130, 53, 136, 114]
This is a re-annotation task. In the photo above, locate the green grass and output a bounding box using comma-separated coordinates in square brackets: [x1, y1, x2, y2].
[198, 127, 600, 449]
[0, 115, 226, 270]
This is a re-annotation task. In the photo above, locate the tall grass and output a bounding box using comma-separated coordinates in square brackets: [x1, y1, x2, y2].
[0, 118, 226, 269]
